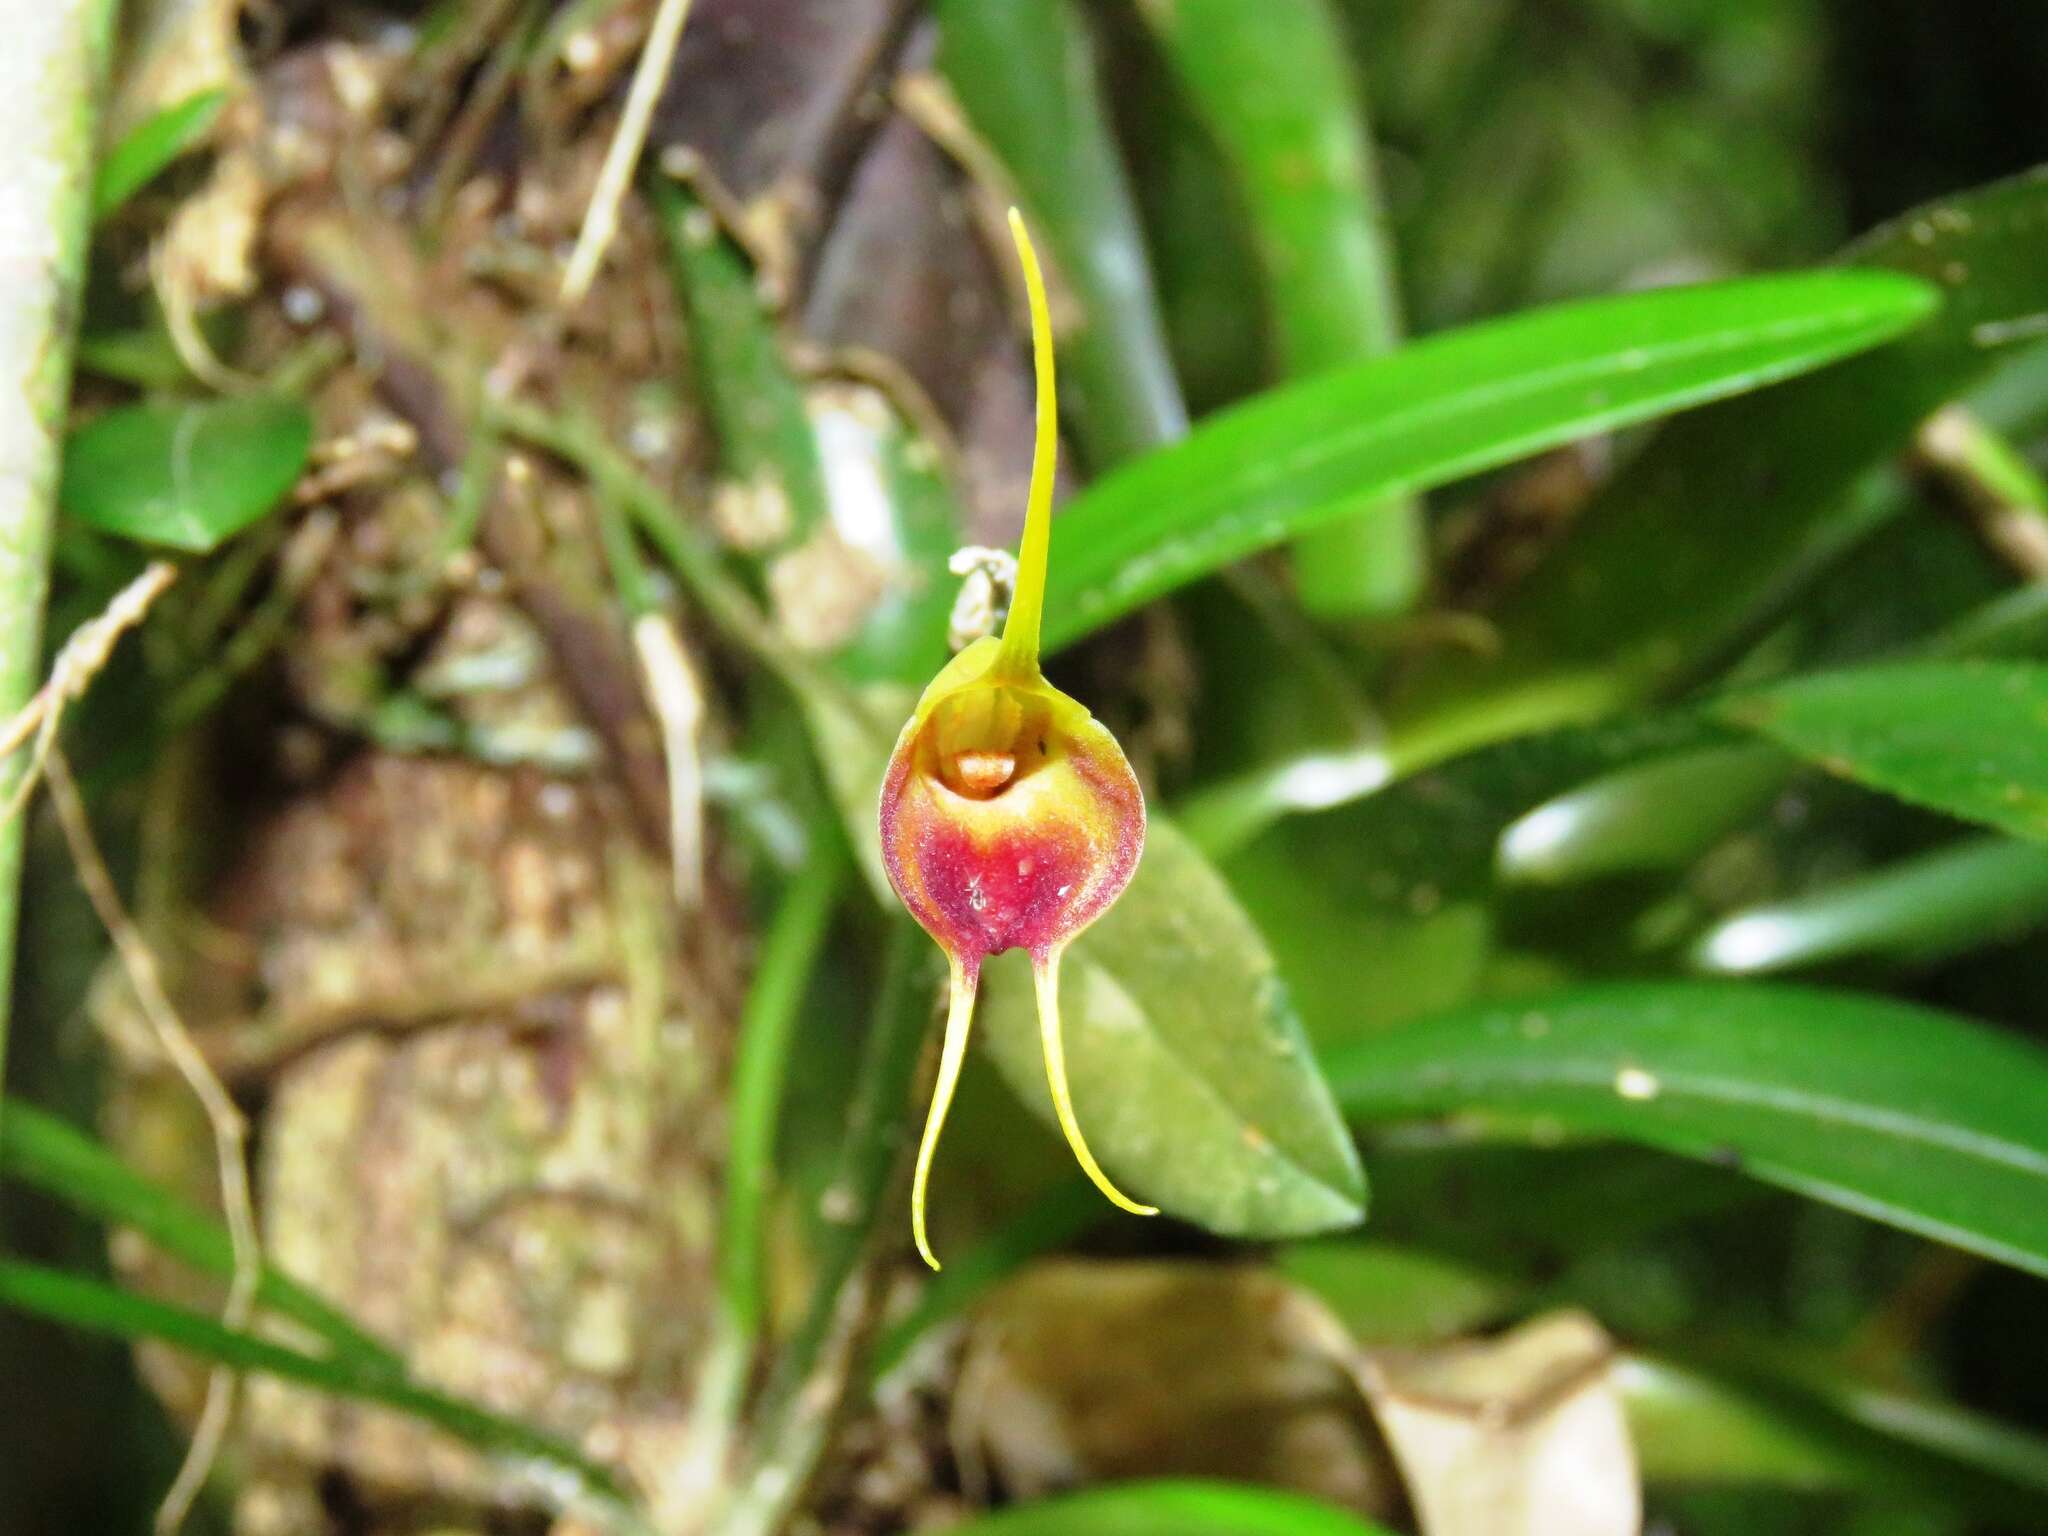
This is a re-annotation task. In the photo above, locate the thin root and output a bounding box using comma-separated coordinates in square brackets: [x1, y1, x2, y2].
[1, 563, 177, 827]
[560, 0, 696, 304]
[44, 751, 260, 1535]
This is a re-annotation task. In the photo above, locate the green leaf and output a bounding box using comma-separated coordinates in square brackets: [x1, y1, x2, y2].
[0, 1100, 400, 1375]
[1041, 268, 1936, 649]
[1690, 835, 2048, 975]
[92, 88, 228, 221]
[650, 181, 960, 690]
[1226, 711, 1736, 1044]
[1327, 981, 2048, 1277]
[1277, 1240, 1515, 1345]
[1496, 743, 1791, 886]
[0, 1260, 640, 1516]
[60, 395, 313, 551]
[942, 1480, 1395, 1536]
[1722, 662, 2048, 843]
[651, 176, 829, 541]
[1387, 168, 2048, 770]
[1625, 1350, 2048, 1521]
[979, 817, 1368, 1239]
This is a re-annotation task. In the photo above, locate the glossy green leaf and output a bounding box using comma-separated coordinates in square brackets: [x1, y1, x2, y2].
[944, 1480, 1395, 1536]
[980, 817, 1368, 1238]
[0, 1260, 639, 1516]
[1388, 168, 2048, 770]
[1496, 743, 1791, 885]
[937, 0, 1188, 466]
[92, 87, 227, 221]
[0, 1100, 400, 1375]
[1690, 835, 2048, 975]
[1227, 711, 1735, 1043]
[1723, 662, 2048, 842]
[1328, 982, 2048, 1277]
[60, 395, 312, 551]
[1041, 268, 1935, 649]
[651, 181, 959, 690]
[807, 383, 961, 687]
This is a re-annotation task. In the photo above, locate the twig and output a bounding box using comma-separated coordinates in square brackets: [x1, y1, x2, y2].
[43, 750, 260, 1535]
[559, 0, 695, 305]
[631, 612, 707, 909]
[1, 562, 177, 825]
[1915, 405, 2048, 582]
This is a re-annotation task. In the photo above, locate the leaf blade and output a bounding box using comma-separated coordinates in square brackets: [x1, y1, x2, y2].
[60, 395, 312, 552]
[943, 1479, 1397, 1536]
[1327, 981, 2048, 1277]
[92, 87, 228, 222]
[1386, 168, 2048, 770]
[980, 817, 1368, 1239]
[0, 1260, 638, 1513]
[1043, 268, 1937, 648]
[1722, 661, 2048, 842]
[0, 1099, 401, 1375]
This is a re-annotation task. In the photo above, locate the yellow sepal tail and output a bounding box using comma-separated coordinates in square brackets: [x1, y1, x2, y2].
[911, 960, 980, 1271]
[1034, 946, 1158, 1218]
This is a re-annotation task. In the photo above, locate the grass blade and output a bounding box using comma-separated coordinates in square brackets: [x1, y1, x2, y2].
[1, 1099, 402, 1375]
[0, 1259, 640, 1517]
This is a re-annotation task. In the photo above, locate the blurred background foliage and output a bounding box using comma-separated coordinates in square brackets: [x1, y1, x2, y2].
[6, 1, 2048, 1535]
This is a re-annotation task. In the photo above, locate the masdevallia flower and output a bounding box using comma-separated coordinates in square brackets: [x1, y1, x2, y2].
[880, 209, 1154, 1270]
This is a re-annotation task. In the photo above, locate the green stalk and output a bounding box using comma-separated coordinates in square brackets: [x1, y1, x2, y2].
[936, 0, 1189, 468]
[0, 0, 121, 1104]
[716, 838, 849, 1352]
[1142, 0, 1422, 618]
[715, 926, 938, 1536]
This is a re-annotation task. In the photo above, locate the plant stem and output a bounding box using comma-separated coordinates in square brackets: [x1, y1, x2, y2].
[1143, 0, 1422, 618]
[0, 0, 121, 1108]
[716, 925, 939, 1536]
[718, 835, 851, 1355]
[936, 0, 1189, 469]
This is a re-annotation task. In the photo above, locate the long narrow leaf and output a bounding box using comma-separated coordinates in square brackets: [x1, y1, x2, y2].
[0, 1259, 639, 1516]
[1722, 661, 2048, 842]
[1042, 269, 1935, 648]
[1387, 167, 2048, 769]
[0, 1099, 401, 1374]
[942, 1480, 1396, 1536]
[1327, 982, 2048, 1277]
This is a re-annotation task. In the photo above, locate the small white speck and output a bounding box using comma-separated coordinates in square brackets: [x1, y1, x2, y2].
[282, 284, 326, 325]
[1615, 1065, 1661, 1102]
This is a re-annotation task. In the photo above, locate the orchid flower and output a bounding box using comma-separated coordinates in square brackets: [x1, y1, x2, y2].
[878, 209, 1154, 1270]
